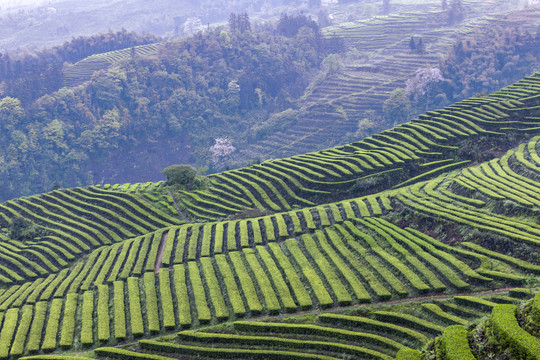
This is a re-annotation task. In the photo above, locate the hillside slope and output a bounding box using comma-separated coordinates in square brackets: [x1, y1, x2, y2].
[0, 69, 536, 359]
[155, 69, 540, 222]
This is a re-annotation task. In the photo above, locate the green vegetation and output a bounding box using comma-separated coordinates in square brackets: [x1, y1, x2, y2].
[0, 9, 539, 359]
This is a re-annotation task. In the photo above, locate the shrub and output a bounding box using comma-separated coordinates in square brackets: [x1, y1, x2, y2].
[268, 243, 312, 310]
[286, 239, 333, 308]
[215, 255, 246, 316]
[26, 302, 48, 353]
[319, 314, 428, 343]
[491, 304, 540, 360]
[176, 330, 393, 359]
[97, 285, 110, 342]
[59, 293, 78, 348]
[228, 252, 263, 314]
[113, 281, 127, 340]
[200, 258, 229, 320]
[187, 262, 211, 323]
[10, 305, 33, 356]
[139, 339, 354, 360]
[127, 277, 144, 337]
[143, 273, 160, 333]
[42, 298, 63, 351]
[172, 265, 192, 327]
[159, 270, 176, 329]
[0, 308, 19, 358]
[442, 325, 475, 360]
[396, 348, 421, 360]
[231, 321, 405, 351]
[257, 246, 297, 312]
[81, 291, 94, 346]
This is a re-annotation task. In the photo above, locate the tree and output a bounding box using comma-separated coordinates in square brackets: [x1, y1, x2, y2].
[209, 138, 236, 165]
[277, 13, 320, 38]
[383, 88, 411, 125]
[318, 9, 331, 28]
[409, 37, 425, 54]
[229, 12, 251, 33]
[442, 0, 448, 10]
[183, 17, 203, 36]
[238, 12, 251, 32]
[416, 38, 425, 54]
[448, 0, 465, 25]
[8, 216, 44, 241]
[321, 53, 343, 74]
[382, 0, 390, 15]
[162, 164, 198, 188]
[406, 67, 444, 110]
[409, 37, 416, 51]
[0, 96, 24, 131]
[228, 13, 238, 33]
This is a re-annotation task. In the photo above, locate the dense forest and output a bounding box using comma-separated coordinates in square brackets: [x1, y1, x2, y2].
[0, 16, 326, 201]
[438, 25, 540, 103]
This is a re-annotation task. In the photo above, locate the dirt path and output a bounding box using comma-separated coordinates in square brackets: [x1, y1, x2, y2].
[169, 191, 190, 223]
[154, 230, 169, 274]
[263, 286, 523, 320]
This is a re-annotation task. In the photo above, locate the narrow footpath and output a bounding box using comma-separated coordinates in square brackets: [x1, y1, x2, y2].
[154, 230, 169, 274]
[169, 191, 190, 223]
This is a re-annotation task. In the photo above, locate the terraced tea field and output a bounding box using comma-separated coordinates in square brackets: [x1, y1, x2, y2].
[62, 42, 164, 87]
[142, 70, 540, 223]
[84, 289, 536, 360]
[0, 67, 535, 359]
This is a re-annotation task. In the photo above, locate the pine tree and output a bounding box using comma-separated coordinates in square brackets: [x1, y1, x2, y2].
[409, 37, 416, 51]
[238, 12, 251, 32]
[448, 0, 465, 25]
[382, 0, 390, 15]
[228, 13, 238, 33]
[417, 38, 424, 53]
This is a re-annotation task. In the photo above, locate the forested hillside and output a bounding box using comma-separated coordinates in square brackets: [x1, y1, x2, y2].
[0, 19, 325, 201]
[232, 6, 540, 164]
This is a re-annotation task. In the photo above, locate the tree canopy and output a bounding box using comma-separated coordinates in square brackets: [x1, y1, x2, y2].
[162, 164, 198, 188]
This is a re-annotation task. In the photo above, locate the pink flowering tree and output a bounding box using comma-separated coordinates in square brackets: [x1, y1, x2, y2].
[405, 67, 444, 111]
[209, 137, 236, 165]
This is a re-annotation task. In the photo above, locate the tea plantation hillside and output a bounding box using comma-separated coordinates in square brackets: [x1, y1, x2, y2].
[395, 290, 540, 359]
[0, 72, 538, 359]
[232, 5, 540, 163]
[146, 70, 540, 223]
